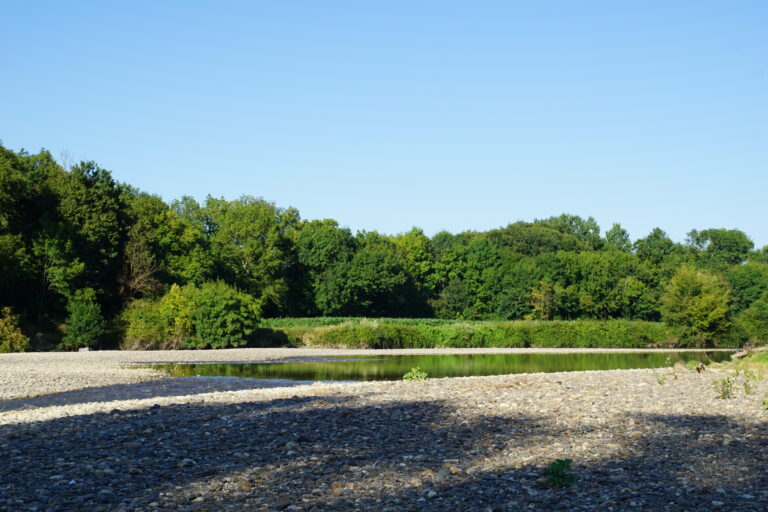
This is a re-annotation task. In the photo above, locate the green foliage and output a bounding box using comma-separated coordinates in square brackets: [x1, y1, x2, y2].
[605, 223, 632, 252]
[262, 318, 675, 349]
[541, 459, 580, 487]
[0, 142, 764, 350]
[402, 367, 428, 381]
[687, 228, 754, 267]
[184, 281, 262, 349]
[634, 227, 683, 269]
[204, 196, 299, 312]
[660, 265, 732, 345]
[59, 289, 105, 350]
[650, 368, 667, 385]
[121, 283, 195, 350]
[742, 370, 757, 395]
[725, 263, 768, 314]
[122, 282, 261, 349]
[734, 293, 768, 345]
[0, 306, 30, 353]
[712, 376, 735, 399]
[315, 234, 420, 316]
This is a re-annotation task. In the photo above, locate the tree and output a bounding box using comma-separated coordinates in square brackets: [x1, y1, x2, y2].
[735, 292, 768, 345]
[487, 222, 589, 256]
[315, 233, 418, 316]
[725, 262, 768, 314]
[660, 265, 732, 345]
[59, 289, 105, 350]
[605, 223, 632, 252]
[634, 228, 676, 265]
[687, 228, 753, 266]
[533, 214, 603, 250]
[530, 279, 562, 320]
[51, 161, 126, 297]
[390, 228, 436, 292]
[204, 196, 300, 312]
[296, 219, 355, 271]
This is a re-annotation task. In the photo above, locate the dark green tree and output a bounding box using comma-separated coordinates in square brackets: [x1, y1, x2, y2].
[59, 289, 105, 350]
[687, 228, 754, 266]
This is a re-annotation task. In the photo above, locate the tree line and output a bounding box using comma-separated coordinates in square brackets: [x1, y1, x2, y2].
[1, 144, 767, 350]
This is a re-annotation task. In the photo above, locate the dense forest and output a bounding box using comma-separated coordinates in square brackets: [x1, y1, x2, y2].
[1, 144, 767, 351]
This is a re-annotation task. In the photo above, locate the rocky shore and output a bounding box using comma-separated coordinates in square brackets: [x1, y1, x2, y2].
[1, 349, 766, 511]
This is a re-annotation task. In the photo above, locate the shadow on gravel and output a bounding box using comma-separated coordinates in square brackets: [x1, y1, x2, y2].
[1, 394, 766, 512]
[0, 378, 309, 413]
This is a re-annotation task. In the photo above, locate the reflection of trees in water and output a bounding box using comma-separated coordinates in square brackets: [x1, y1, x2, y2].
[158, 352, 733, 382]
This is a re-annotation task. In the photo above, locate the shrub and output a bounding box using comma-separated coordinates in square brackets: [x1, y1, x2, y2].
[0, 306, 29, 353]
[403, 367, 428, 381]
[122, 298, 186, 350]
[541, 459, 580, 487]
[184, 281, 262, 349]
[122, 281, 261, 350]
[59, 289, 105, 350]
[712, 376, 735, 399]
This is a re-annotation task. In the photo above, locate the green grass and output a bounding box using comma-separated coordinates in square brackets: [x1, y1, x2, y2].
[722, 350, 768, 378]
[257, 318, 682, 349]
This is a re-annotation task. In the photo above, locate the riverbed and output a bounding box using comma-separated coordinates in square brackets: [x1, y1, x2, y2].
[0, 348, 765, 511]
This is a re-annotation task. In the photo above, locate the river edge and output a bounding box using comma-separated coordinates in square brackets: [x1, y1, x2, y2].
[0, 347, 737, 402]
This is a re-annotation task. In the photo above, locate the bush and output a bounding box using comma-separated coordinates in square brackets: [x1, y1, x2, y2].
[122, 281, 261, 350]
[121, 293, 190, 350]
[403, 367, 428, 381]
[184, 280, 262, 349]
[59, 289, 105, 350]
[0, 306, 30, 353]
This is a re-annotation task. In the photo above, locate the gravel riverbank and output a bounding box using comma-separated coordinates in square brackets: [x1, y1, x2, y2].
[1, 348, 766, 511]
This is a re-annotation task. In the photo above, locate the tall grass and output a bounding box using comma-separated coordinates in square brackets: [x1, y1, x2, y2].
[259, 318, 681, 349]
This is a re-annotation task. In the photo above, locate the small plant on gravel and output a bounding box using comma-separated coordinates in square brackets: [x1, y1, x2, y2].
[650, 368, 667, 385]
[713, 376, 735, 399]
[403, 367, 428, 381]
[541, 458, 580, 487]
[763, 395, 768, 411]
[742, 370, 758, 395]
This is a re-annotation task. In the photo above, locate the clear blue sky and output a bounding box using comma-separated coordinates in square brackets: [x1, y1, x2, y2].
[3, 1, 766, 247]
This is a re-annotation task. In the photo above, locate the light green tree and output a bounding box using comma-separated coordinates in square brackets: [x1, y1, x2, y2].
[0, 306, 29, 353]
[660, 265, 731, 345]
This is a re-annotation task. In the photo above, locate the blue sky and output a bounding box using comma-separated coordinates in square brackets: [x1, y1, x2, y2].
[2, 1, 766, 247]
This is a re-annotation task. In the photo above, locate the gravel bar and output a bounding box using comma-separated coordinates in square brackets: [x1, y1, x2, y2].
[1, 348, 766, 512]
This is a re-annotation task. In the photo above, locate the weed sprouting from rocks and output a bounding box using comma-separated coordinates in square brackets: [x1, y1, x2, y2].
[403, 367, 428, 381]
[742, 370, 758, 395]
[651, 368, 667, 385]
[541, 458, 580, 487]
[713, 376, 735, 399]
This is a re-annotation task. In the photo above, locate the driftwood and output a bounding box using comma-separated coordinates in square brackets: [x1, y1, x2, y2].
[730, 346, 768, 360]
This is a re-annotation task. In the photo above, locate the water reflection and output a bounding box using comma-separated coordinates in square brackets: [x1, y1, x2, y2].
[152, 351, 733, 382]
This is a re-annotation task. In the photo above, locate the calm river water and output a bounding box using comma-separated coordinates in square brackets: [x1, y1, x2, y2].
[152, 351, 733, 382]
